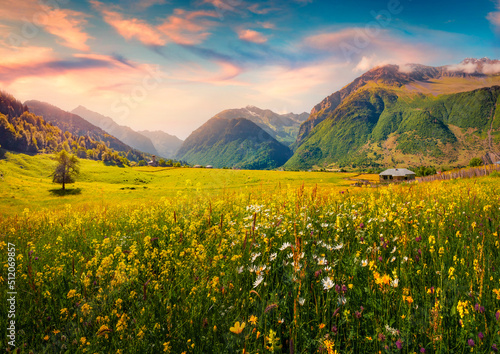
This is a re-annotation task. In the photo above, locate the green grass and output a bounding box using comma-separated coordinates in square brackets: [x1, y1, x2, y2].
[0, 152, 358, 216]
[1, 164, 500, 353]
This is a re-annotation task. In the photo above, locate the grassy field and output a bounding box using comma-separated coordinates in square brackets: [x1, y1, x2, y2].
[0, 152, 363, 217]
[1, 152, 500, 353]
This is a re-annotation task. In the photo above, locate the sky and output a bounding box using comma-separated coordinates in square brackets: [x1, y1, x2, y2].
[0, 0, 499, 139]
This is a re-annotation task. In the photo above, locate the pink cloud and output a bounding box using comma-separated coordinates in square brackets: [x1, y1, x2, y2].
[91, 1, 166, 46]
[169, 59, 245, 86]
[258, 22, 276, 29]
[92, 1, 217, 46]
[42, 9, 92, 51]
[303, 27, 450, 66]
[157, 9, 218, 45]
[488, 10, 500, 30]
[137, 0, 167, 9]
[238, 29, 267, 44]
[0, 0, 91, 51]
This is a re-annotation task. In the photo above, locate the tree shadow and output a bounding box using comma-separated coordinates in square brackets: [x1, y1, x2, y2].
[49, 188, 82, 196]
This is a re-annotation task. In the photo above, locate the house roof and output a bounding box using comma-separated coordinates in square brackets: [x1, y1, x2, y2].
[379, 168, 416, 176]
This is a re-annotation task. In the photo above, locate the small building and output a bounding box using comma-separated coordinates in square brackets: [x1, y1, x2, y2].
[379, 168, 416, 182]
[193, 165, 202, 168]
[495, 161, 500, 165]
[148, 155, 158, 167]
[206, 165, 213, 169]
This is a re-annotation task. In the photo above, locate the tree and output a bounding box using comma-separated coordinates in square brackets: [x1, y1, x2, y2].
[52, 150, 80, 190]
[469, 157, 483, 167]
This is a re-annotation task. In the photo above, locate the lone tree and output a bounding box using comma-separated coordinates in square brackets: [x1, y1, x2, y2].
[52, 150, 80, 190]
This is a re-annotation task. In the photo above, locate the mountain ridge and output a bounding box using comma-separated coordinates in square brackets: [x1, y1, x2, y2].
[286, 59, 500, 170]
[176, 116, 292, 169]
[71, 105, 159, 156]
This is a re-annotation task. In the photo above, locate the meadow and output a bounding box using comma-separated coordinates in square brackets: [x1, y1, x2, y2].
[1, 153, 500, 353]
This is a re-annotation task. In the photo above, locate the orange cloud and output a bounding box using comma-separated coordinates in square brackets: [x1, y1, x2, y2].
[157, 9, 218, 45]
[238, 29, 267, 44]
[42, 9, 92, 51]
[0, 0, 91, 51]
[91, 0, 166, 46]
[92, 2, 217, 46]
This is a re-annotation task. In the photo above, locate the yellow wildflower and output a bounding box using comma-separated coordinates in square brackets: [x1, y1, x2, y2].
[230, 321, 245, 334]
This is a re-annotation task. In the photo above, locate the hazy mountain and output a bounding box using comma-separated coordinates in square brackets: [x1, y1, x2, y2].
[138, 130, 183, 158]
[1, 92, 147, 164]
[71, 106, 158, 155]
[286, 58, 500, 169]
[26, 100, 139, 154]
[176, 117, 292, 169]
[212, 106, 308, 146]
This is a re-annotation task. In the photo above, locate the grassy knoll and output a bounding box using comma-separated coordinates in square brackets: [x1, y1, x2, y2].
[0, 152, 359, 216]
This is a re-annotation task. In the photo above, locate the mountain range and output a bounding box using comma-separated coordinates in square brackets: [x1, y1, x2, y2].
[176, 117, 292, 169]
[3, 58, 500, 170]
[286, 58, 500, 169]
[211, 106, 308, 147]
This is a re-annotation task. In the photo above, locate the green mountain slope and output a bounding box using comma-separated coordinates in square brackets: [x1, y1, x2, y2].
[287, 59, 500, 170]
[0, 91, 147, 164]
[286, 85, 500, 169]
[176, 117, 292, 169]
[71, 106, 159, 156]
[213, 106, 308, 146]
[25, 100, 135, 154]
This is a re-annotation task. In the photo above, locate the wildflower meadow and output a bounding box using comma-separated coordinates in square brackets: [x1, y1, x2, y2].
[1, 176, 500, 353]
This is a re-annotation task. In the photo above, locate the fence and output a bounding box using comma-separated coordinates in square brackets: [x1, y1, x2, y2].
[417, 164, 500, 183]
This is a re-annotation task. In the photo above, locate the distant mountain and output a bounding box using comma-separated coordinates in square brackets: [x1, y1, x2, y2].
[286, 58, 500, 169]
[25, 100, 137, 154]
[71, 106, 158, 155]
[138, 130, 183, 158]
[176, 117, 292, 169]
[212, 106, 308, 146]
[0, 92, 146, 164]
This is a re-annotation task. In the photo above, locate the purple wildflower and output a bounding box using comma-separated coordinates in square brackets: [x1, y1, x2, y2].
[468, 339, 475, 347]
[396, 339, 403, 349]
[420, 348, 426, 353]
[492, 344, 498, 352]
[479, 332, 484, 340]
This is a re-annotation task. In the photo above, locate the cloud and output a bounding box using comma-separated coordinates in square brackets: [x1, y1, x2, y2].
[91, 0, 166, 46]
[238, 29, 268, 44]
[257, 21, 276, 29]
[92, 2, 217, 46]
[353, 55, 376, 72]
[0, 0, 91, 51]
[42, 9, 92, 51]
[482, 62, 500, 74]
[302, 27, 459, 68]
[446, 60, 500, 75]
[487, 0, 500, 30]
[157, 9, 218, 45]
[446, 62, 479, 74]
[137, 0, 167, 9]
[248, 4, 276, 15]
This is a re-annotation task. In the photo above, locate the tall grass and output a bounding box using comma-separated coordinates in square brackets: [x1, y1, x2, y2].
[1, 178, 500, 353]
